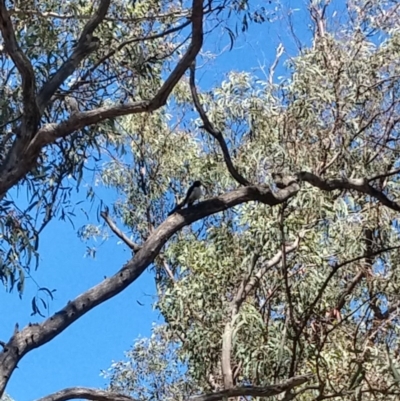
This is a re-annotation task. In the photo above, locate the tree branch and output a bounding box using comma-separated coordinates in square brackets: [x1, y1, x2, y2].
[0, 182, 299, 393]
[221, 235, 302, 389]
[37, 0, 111, 111]
[368, 167, 400, 183]
[299, 172, 400, 212]
[221, 319, 234, 389]
[150, 0, 203, 109]
[100, 208, 141, 251]
[0, 0, 39, 133]
[70, 19, 192, 92]
[35, 388, 139, 401]
[0, 0, 204, 199]
[235, 236, 301, 307]
[33, 375, 312, 401]
[189, 61, 250, 186]
[189, 374, 312, 401]
[300, 244, 400, 332]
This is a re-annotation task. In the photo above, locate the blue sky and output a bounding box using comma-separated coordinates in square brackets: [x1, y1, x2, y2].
[0, 1, 339, 400]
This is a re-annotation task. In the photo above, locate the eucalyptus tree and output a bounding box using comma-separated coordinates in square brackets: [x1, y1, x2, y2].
[0, 0, 217, 393]
[0, 0, 296, 399]
[1, 0, 400, 401]
[98, 1, 400, 400]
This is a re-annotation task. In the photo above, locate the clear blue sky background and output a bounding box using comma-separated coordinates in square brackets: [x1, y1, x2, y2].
[0, 1, 345, 400]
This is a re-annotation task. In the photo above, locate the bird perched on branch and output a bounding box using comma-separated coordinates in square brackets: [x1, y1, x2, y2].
[168, 181, 203, 216]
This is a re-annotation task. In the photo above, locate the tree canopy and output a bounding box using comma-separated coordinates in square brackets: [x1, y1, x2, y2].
[1, 0, 400, 400]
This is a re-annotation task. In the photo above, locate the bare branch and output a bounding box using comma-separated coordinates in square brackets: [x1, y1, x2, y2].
[0, 0, 39, 132]
[0, 182, 299, 392]
[299, 172, 400, 212]
[189, 62, 250, 186]
[188, 374, 313, 401]
[35, 388, 139, 401]
[149, 0, 203, 109]
[37, 0, 111, 111]
[100, 208, 141, 252]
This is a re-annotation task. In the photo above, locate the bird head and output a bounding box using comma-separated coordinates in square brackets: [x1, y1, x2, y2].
[193, 180, 202, 187]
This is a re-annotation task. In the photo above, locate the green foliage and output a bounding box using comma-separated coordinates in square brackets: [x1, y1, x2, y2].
[2, 0, 400, 399]
[101, 1, 400, 400]
[101, 325, 199, 401]
[0, 0, 256, 297]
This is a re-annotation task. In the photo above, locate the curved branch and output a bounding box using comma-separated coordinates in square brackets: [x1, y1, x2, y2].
[189, 374, 312, 401]
[299, 171, 400, 212]
[150, 0, 203, 109]
[33, 375, 312, 401]
[0, 182, 299, 393]
[35, 388, 139, 401]
[189, 62, 250, 186]
[100, 208, 141, 251]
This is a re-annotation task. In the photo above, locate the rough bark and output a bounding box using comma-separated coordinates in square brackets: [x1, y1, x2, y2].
[33, 375, 312, 401]
[0, 182, 300, 394]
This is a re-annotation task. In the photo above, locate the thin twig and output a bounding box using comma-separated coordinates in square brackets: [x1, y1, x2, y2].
[368, 167, 400, 183]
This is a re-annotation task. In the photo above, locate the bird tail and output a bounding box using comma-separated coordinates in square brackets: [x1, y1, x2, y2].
[167, 202, 184, 216]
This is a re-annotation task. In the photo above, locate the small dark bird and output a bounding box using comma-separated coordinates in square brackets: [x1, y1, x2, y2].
[168, 181, 203, 216]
